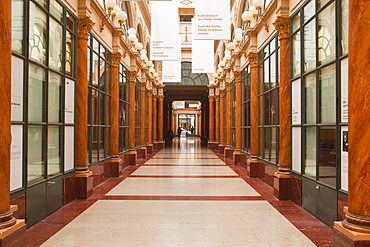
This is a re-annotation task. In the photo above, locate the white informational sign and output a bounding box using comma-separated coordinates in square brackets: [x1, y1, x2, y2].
[163, 37, 182, 83]
[292, 79, 301, 125]
[65, 79, 75, 124]
[192, 19, 214, 73]
[11, 56, 23, 122]
[341, 126, 348, 191]
[64, 126, 75, 172]
[151, 1, 179, 60]
[194, 0, 230, 40]
[341, 58, 348, 123]
[11, 125, 23, 191]
[292, 127, 302, 173]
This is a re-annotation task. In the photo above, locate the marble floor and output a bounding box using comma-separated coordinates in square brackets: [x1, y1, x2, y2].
[26, 137, 333, 247]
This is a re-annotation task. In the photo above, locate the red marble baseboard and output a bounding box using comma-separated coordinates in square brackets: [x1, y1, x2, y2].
[0, 220, 26, 247]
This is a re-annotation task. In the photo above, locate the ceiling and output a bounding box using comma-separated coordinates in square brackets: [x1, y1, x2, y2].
[164, 85, 209, 103]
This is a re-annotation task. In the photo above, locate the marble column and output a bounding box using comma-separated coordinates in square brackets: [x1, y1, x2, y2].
[0, 1, 26, 245]
[146, 90, 153, 154]
[157, 95, 164, 141]
[247, 53, 259, 177]
[153, 95, 158, 142]
[218, 89, 225, 154]
[333, 0, 370, 245]
[110, 52, 122, 177]
[127, 68, 137, 165]
[234, 71, 243, 165]
[138, 82, 147, 159]
[224, 81, 233, 159]
[208, 96, 215, 142]
[273, 16, 291, 200]
[75, 17, 94, 198]
[215, 95, 220, 143]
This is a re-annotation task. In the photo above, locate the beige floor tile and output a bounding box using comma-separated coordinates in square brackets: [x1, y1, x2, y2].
[153, 229, 206, 242]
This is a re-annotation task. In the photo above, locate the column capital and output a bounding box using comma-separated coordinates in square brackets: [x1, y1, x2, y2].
[158, 95, 165, 102]
[273, 16, 290, 40]
[208, 95, 215, 102]
[78, 17, 95, 40]
[247, 52, 258, 67]
[112, 52, 122, 67]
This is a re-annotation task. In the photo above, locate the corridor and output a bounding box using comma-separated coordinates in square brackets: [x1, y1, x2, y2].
[27, 137, 332, 247]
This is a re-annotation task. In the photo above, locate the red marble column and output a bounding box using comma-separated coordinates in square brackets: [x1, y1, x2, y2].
[273, 16, 291, 200]
[218, 89, 225, 154]
[334, 1, 370, 245]
[138, 82, 147, 159]
[153, 95, 158, 141]
[247, 53, 259, 177]
[146, 90, 153, 154]
[127, 69, 137, 165]
[75, 17, 94, 198]
[208, 96, 215, 142]
[215, 95, 220, 143]
[234, 71, 243, 165]
[157, 95, 164, 141]
[0, 0, 20, 235]
[110, 52, 122, 177]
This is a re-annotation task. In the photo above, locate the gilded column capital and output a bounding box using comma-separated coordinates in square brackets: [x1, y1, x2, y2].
[141, 83, 147, 91]
[208, 95, 215, 102]
[273, 16, 290, 40]
[158, 95, 165, 102]
[112, 52, 122, 67]
[78, 17, 95, 39]
[247, 52, 258, 67]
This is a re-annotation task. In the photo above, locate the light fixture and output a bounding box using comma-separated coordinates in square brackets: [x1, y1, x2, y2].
[136, 42, 143, 51]
[101, 1, 127, 31]
[146, 60, 153, 67]
[249, 5, 258, 17]
[153, 72, 159, 78]
[140, 54, 148, 62]
[128, 33, 137, 44]
[217, 68, 222, 75]
[235, 28, 243, 35]
[149, 67, 155, 74]
[128, 28, 137, 35]
[213, 73, 218, 79]
[224, 53, 231, 62]
[253, 0, 263, 10]
[140, 49, 147, 55]
[227, 42, 236, 52]
[219, 61, 225, 68]
[242, 10, 253, 24]
[234, 33, 243, 45]
[224, 50, 231, 56]
[241, 2, 268, 32]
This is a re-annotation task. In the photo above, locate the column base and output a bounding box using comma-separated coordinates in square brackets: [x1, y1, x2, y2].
[247, 157, 259, 177]
[125, 151, 137, 166]
[218, 144, 225, 155]
[333, 221, 370, 247]
[224, 148, 234, 159]
[154, 141, 164, 150]
[234, 151, 245, 166]
[273, 172, 291, 200]
[0, 220, 26, 247]
[146, 144, 153, 154]
[208, 141, 218, 150]
[75, 171, 93, 199]
[111, 157, 122, 177]
[137, 147, 147, 160]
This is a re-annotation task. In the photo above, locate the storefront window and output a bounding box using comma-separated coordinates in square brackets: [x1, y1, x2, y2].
[12, 0, 24, 54]
[241, 65, 251, 153]
[119, 63, 130, 153]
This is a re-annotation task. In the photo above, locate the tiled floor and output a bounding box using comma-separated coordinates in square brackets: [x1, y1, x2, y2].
[27, 137, 333, 247]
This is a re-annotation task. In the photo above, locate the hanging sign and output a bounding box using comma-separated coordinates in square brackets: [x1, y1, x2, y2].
[194, 0, 230, 40]
[192, 19, 214, 73]
[151, 0, 179, 60]
[163, 37, 182, 82]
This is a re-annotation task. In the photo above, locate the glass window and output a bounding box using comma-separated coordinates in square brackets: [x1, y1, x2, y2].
[66, 31, 74, 76]
[292, 12, 300, 33]
[29, 3, 47, 65]
[47, 126, 61, 177]
[341, 0, 348, 55]
[28, 125, 45, 184]
[292, 32, 301, 78]
[305, 73, 316, 124]
[48, 72, 61, 123]
[304, 127, 316, 178]
[29, 64, 46, 122]
[50, 0, 63, 21]
[319, 64, 336, 123]
[318, 3, 336, 65]
[318, 127, 336, 187]
[12, 0, 24, 54]
[49, 19, 63, 71]
[304, 20, 316, 72]
[304, 1, 315, 22]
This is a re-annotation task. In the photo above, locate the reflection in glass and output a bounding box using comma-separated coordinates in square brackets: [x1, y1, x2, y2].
[49, 19, 63, 71]
[304, 20, 316, 72]
[66, 31, 74, 76]
[29, 64, 46, 122]
[264, 59, 270, 91]
[304, 127, 316, 178]
[271, 127, 277, 163]
[341, 0, 348, 55]
[304, 1, 315, 22]
[50, 0, 63, 21]
[292, 13, 300, 33]
[29, 3, 47, 64]
[318, 3, 335, 65]
[12, 0, 24, 53]
[318, 127, 336, 187]
[319, 65, 336, 123]
[270, 52, 277, 87]
[28, 125, 45, 183]
[48, 126, 61, 177]
[292, 32, 301, 77]
[48, 72, 61, 123]
[318, 0, 330, 9]
[305, 73, 316, 124]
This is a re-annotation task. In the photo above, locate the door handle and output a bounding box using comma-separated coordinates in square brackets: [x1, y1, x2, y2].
[47, 181, 56, 185]
[315, 185, 320, 190]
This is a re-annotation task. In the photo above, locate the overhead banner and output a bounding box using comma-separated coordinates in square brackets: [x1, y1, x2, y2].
[192, 19, 214, 73]
[163, 37, 182, 83]
[194, 0, 230, 40]
[151, 0, 179, 60]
